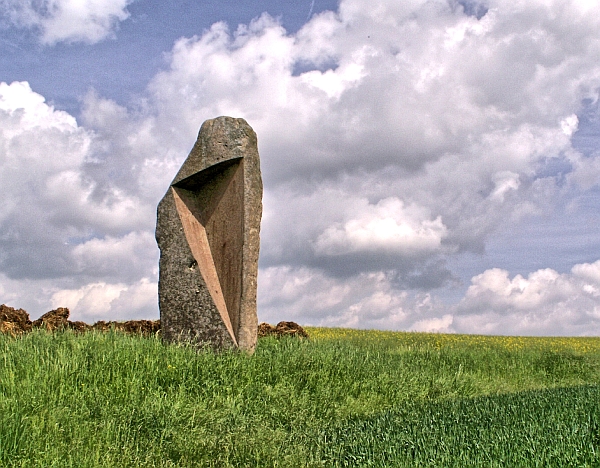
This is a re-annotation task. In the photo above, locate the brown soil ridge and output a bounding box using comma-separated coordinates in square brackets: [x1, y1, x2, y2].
[0, 304, 160, 337]
[1, 304, 308, 340]
[258, 321, 309, 339]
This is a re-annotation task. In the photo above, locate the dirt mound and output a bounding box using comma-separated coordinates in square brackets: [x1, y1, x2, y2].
[0, 304, 32, 336]
[258, 321, 309, 339]
[32, 307, 73, 331]
[0, 304, 159, 336]
[1, 303, 303, 340]
[92, 320, 160, 335]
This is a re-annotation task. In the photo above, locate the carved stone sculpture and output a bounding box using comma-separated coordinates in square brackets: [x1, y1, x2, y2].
[156, 117, 262, 352]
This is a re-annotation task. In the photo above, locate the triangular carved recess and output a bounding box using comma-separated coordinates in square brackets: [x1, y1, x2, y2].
[172, 159, 244, 344]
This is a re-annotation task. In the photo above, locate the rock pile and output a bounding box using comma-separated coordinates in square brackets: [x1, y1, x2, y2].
[0, 304, 160, 337]
[258, 321, 309, 339]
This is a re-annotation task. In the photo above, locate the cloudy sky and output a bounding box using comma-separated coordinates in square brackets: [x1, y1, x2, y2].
[1, 0, 600, 336]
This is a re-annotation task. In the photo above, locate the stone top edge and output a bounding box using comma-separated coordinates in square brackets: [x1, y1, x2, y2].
[171, 116, 257, 187]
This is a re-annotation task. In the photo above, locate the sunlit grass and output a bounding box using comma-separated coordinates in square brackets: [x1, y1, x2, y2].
[308, 326, 600, 354]
[1, 327, 599, 466]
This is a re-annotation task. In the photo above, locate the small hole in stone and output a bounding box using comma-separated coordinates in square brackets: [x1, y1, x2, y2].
[189, 260, 197, 270]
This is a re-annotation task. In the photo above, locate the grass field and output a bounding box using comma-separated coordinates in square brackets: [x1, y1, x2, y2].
[1, 327, 600, 467]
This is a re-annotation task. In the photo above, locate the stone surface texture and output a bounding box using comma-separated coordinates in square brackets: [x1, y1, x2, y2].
[156, 116, 262, 353]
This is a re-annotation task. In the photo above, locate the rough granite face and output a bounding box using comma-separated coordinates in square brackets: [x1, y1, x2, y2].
[156, 116, 262, 353]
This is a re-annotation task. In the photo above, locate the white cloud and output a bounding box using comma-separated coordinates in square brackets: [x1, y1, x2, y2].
[258, 265, 445, 330]
[455, 261, 600, 335]
[258, 259, 600, 336]
[0, 82, 149, 229]
[561, 114, 579, 137]
[572, 261, 600, 285]
[0, 81, 78, 132]
[0, 82, 91, 229]
[490, 171, 520, 202]
[314, 197, 447, 257]
[1, 0, 134, 44]
[566, 151, 600, 190]
[140, 0, 600, 262]
[50, 277, 157, 322]
[258, 266, 352, 323]
[410, 314, 454, 333]
[0, 81, 156, 320]
[300, 46, 371, 99]
[51, 282, 127, 317]
[71, 231, 158, 280]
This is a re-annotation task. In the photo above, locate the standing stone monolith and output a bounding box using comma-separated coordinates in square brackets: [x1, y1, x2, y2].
[156, 116, 262, 353]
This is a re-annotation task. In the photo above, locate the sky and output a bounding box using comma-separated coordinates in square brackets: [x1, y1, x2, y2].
[1, 0, 600, 336]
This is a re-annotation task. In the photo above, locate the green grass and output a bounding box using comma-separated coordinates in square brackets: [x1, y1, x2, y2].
[1, 327, 600, 467]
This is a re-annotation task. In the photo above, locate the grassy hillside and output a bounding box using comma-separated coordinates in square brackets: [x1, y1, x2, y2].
[1, 328, 599, 467]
